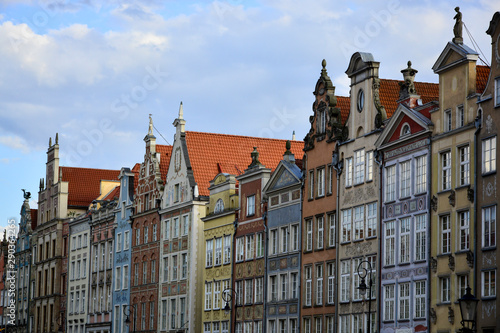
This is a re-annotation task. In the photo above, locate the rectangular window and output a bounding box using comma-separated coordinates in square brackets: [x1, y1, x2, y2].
[415, 214, 426, 261]
[314, 317, 322, 333]
[384, 284, 395, 321]
[483, 136, 497, 174]
[205, 239, 213, 267]
[173, 217, 179, 238]
[316, 217, 323, 249]
[255, 277, 263, 303]
[482, 270, 496, 297]
[134, 263, 139, 286]
[305, 266, 312, 306]
[141, 303, 146, 330]
[144, 225, 149, 243]
[246, 234, 254, 260]
[270, 229, 278, 255]
[327, 164, 333, 194]
[182, 215, 189, 236]
[236, 237, 244, 261]
[366, 151, 373, 181]
[366, 203, 377, 238]
[170, 299, 176, 330]
[328, 214, 335, 247]
[123, 265, 129, 289]
[457, 105, 464, 127]
[345, 157, 353, 187]
[164, 220, 170, 240]
[352, 257, 362, 301]
[256, 232, 264, 257]
[400, 217, 410, 264]
[385, 221, 395, 266]
[441, 151, 451, 190]
[124, 230, 130, 250]
[235, 280, 243, 306]
[316, 264, 323, 305]
[317, 167, 325, 197]
[353, 206, 364, 241]
[399, 282, 410, 320]
[340, 260, 350, 302]
[496, 78, 500, 106]
[352, 314, 363, 333]
[136, 228, 140, 246]
[400, 160, 411, 198]
[458, 275, 468, 300]
[415, 155, 427, 193]
[459, 145, 470, 186]
[308, 170, 314, 199]
[290, 318, 298, 333]
[245, 279, 253, 304]
[224, 235, 232, 263]
[270, 275, 277, 302]
[291, 272, 298, 299]
[280, 274, 288, 300]
[151, 259, 156, 283]
[483, 206, 496, 248]
[82, 258, 87, 278]
[444, 109, 452, 132]
[163, 257, 168, 283]
[115, 267, 121, 291]
[205, 282, 212, 310]
[181, 254, 187, 279]
[143, 261, 147, 284]
[327, 262, 335, 304]
[341, 209, 352, 243]
[222, 321, 229, 333]
[291, 225, 299, 251]
[441, 215, 451, 254]
[247, 195, 256, 216]
[213, 281, 221, 309]
[306, 220, 313, 251]
[354, 149, 365, 184]
[161, 300, 167, 330]
[149, 301, 154, 330]
[116, 233, 122, 252]
[278, 227, 287, 253]
[153, 224, 157, 241]
[215, 237, 222, 265]
[180, 298, 186, 331]
[459, 211, 470, 251]
[385, 165, 396, 201]
[339, 315, 349, 333]
[440, 277, 450, 303]
[172, 255, 178, 280]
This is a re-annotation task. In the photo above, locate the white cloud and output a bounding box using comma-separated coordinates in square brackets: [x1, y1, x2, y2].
[0, 136, 31, 153]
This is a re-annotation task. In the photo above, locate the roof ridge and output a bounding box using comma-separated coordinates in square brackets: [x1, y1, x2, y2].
[185, 131, 304, 142]
[60, 166, 121, 172]
[380, 77, 439, 85]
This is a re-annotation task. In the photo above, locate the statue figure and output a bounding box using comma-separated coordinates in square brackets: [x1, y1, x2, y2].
[22, 189, 31, 200]
[453, 7, 463, 44]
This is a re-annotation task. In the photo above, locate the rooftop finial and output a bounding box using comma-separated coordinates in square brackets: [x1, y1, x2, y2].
[453, 7, 463, 44]
[148, 114, 154, 135]
[248, 147, 262, 168]
[55, 133, 58, 144]
[399, 60, 418, 99]
[179, 101, 184, 119]
[292, 130, 296, 141]
[49, 137, 52, 147]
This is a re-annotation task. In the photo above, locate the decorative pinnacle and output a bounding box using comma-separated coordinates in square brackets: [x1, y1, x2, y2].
[49, 137, 52, 147]
[148, 114, 154, 135]
[55, 133, 58, 144]
[284, 140, 292, 155]
[179, 101, 184, 119]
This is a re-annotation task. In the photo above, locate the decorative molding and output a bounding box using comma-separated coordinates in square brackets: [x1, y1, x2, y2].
[430, 308, 437, 324]
[467, 186, 474, 203]
[430, 195, 438, 212]
[466, 250, 474, 268]
[384, 139, 427, 159]
[448, 190, 455, 207]
[448, 254, 455, 271]
[345, 242, 372, 257]
[448, 306, 454, 324]
[430, 257, 437, 273]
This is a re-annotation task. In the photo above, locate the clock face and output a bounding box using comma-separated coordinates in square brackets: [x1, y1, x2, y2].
[357, 89, 364, 112]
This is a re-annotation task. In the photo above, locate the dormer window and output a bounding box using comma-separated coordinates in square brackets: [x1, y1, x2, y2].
[401, 124, 411, 137]
[214, 199, 224, 214]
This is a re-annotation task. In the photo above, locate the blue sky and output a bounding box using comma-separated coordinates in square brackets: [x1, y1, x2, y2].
[0, 0, 497, 231]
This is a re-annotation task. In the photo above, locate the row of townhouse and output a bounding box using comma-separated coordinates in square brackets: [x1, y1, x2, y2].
[8, 8, 500, 333]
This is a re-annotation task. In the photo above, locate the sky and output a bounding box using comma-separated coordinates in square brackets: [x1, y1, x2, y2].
[0, 0, 497, 231]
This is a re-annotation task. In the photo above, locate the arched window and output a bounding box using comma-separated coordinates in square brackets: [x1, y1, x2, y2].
[401, 123, 411, 137]
[214, 199, 224, 214]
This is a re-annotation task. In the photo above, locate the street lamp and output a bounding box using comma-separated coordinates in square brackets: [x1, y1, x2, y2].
[356, 259, 373, 333]
[222, 287, 238, 314]
[124, 304, 137, 333]
[458, 286, 478, 333]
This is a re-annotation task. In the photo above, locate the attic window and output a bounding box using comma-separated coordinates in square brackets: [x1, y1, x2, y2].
[401, 124, 411, 137]
[214, 199, 224, 214]
[317, 102, 327, 134]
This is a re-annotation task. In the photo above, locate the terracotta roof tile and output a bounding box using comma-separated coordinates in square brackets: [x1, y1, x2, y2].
[132, 163, 141, 190]
[60, 167, 120, 208]
[103, 186, 120, 201]
[156, 144, 173, 180]
[476, 65, 490, 94]
[184, 132, 303, 196]
[336, 96, 351, 125]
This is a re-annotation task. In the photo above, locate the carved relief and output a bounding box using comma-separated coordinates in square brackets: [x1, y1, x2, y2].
[482, 252, 497, 267]
[448, 190, 455, 207]
[481, 301, 496, 319]
[448, 255, 455, 271]
[466, 250, 474, 268]
[430, 257, 437, 273]
[345, 242, 372, 256]
[430, 308, 437, 324]
[448, 306, 454, 324]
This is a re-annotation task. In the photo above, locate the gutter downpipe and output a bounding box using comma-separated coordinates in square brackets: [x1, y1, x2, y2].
[263, 210, 268, 333]
[374, 149, 383, 333]
[473, 114, 481, 303]
[426, 137, 432, 333]
[332, 146, 342, 332]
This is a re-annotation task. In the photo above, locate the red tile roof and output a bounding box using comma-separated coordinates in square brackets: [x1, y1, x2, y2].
[60, 167, 120, 208]
[476, 65, 490, 94]
[184, 132, 304, 196]
[156, 144, 173, 180]
[337, 96, 351, 125]
[30, 209, 38, 230]
[132, 163, 141, 190]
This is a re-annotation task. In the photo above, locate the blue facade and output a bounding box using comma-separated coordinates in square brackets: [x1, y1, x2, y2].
[112, 168, 135, 333]
[263, 152, 302, 333]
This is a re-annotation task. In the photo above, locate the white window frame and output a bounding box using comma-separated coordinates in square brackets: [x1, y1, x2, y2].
[398, 282, 410, 320]
[206, 239, 213, 267]
[459, 145, 470, 186]
[317, 167, 325, 197]
[246, 234, 254, 260]
[415, 214, 426, 261]
[247, 195, 256, 216]
[441, 215, 451, 254]
[482, 270, 496, 297]
[340, 260, 350, 302]
[415, 155, 427, 194]
[328, 214, 335, 247]
[353, 206, 364, 241]
[399, 217, 411, 264]
[384, 221, 395, 266]
[345, 157, 353, 187]
[440, 277, 451, 303]
[205, 282, 212, 310]
[316, 216, 323, 249]
[354, 149, 365, 185]
[385, 165, 396, 202]
[306, 220, 313, 251]
[459, 210, 470, 251]
[316, 264, 323, 305]
[384, 284, 395, 321]
[399, 160, 411, 198]
[444, 109, 452, 132]
[482, 205, 496, 248]
[482, 136, 497, 174]
[341, 209, 351, 243]
[366, 203, 377, 238]
[366, 151, 373, 182]
[308, 170, 314, 199]
[457, 104, 464, 127]
[305, 266, 312, 306]
[441, 151, 451, 190]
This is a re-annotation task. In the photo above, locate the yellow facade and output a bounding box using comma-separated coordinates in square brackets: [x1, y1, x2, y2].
[201, 173, 239, 332]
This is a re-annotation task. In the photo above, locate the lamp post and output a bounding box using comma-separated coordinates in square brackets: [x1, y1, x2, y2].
[356, 259, 373, 333]
[124, 304, 137, 333]
[458, 286, 478, 333]
[222, 288, 238, 330]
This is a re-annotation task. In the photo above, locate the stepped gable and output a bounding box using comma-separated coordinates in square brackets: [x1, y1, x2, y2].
[60, 166, 120, 208]
[476, 65, 490, 93]
[184, 131, 304, 196]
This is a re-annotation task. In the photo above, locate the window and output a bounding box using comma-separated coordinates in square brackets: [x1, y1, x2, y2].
[316, 264, 323, 305]
[143, 261, 147, 284]
[384, 284, 395, 321]
[172, 255, 178, 280]
[340, 260, 350, 302]
[352, 314, 363, 333]
[224, 235, 231, 263]
[483, 136, 497, 173]
[339, 315, 349, 333]
[399, 217, 410, 264]
[441, 151, 451, 190]
[153, 224, 157, 241]
[182, 215, 189, 235]
[385, 165, 396, 201]
[222, 321, 229, 333]
[327, 164, 333, 194]
[124, 231, 130, 250]
[115, 267, 121, 291]
[256, 232, 264, 257]
[459, 211, 470, 251]
[440, 277, 450, 303]
[280, 274, 288, 300]
[341, 209, 352, 243]
[247, 195, 255, 216]
[306, 220, 313, 251]
[161, 301, 167, 330]
[318, 106, 326, 134]
[136, 228, 140, 246]
[366, 203, 377, 238]
[215, 198, 224, 214]
[213, 322, 220, 333]
[400, 160, 411, 198]
[244, 323, 253, 333]
[246, 234, 254, 260]
[385, 221, 395, 266]
[270, 229, 278, 255]
[255, 277, 263, 303]
[236, 237, 244, 261]
[151, 260, 156, 283]
[70, 292, 74, 313]
[213, 281, 221, 309]
[354, 149, 365, 184]
[482, 270, 496, 297]
[235, 323, 242, 333]
[444, 109, 452, 132]
[415, 215, 426, 261]
[82, 258, 87, 278]
[291, 272, 298, 299]
[415, 155, 427, 193]
[328, 214, 335, 247]
[290, 318, 298, 333]
[305, 266, 312, 306]
[163, 257, 168, 282]
[245, 279, 253, 304]
[235, 280, 243, 305]
[164, 220, 170, 240]
[150, 301, 155, 329]
[205, 282, 212, 310]
[181, 254, 187, 279]
[353, 206, 364, 241]
[457, 275, 468, 300]
[345, 157, 353, 187]
[173, 217, 179, 238]
[123, 265, 129, 289]
[366, 151, 373, 181]
[314, 317, 322, 333]
[134, 263, 139, 286]
[116, 233, 122, 252]
[398, 282, 410, 320]
[204, 323, 211, 333]
[308, 170, 314, 199]
[170, 299, 176, 330]
[483, 206, 496, 248]
[316, 217, 323, 249]
[327, 262, 335, 304]
[317, 168, 325, 197]
[459, 145, 470, 186]
[496, 78, 500, 106]
[441, 215, 451, 254]
[215, 237, 222, 265]
[206, 239, 213, 267]
[457, 105, 464, 127]
[401, 124, 411, 136]
[108, 240, 113, 268]
[291, 225, 299, 251]
[270, 275, 277, 302]
[353, 257, 362, 301]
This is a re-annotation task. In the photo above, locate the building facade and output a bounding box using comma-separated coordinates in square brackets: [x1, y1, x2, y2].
[263, 143, 302, 333]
